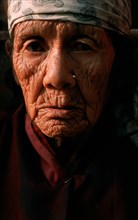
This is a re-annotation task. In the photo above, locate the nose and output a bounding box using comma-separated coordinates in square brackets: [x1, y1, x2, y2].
[43, 49, 76, 90]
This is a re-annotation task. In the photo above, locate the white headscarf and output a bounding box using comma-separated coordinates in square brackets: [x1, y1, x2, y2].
[8, 0, 131, 36]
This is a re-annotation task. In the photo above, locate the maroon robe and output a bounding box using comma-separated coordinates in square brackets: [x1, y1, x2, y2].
[0, 104, 138, 220]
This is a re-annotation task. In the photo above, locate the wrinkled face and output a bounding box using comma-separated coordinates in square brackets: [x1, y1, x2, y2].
[12, 21, 115, 138]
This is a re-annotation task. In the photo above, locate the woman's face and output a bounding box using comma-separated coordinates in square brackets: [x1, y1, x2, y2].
[12, 21, 115, 138]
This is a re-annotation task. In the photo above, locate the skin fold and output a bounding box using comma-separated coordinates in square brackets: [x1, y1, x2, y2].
[9, 20, 115, 145]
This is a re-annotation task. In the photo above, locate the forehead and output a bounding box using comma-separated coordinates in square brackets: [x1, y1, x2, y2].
[14, 20, 107, 40]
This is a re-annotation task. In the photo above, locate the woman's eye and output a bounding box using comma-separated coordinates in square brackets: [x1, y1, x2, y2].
[26, 41, 45, 52]
[70, 37, 98, 52]
[71, 42, 92, 51]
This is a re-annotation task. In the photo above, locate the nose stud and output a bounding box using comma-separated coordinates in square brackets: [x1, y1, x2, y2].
[72, 75, 76, 79]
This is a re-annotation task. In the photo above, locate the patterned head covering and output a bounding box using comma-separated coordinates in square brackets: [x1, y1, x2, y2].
[8, 0, 131, 36]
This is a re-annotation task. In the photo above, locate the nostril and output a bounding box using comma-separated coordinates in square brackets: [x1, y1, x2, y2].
[45, 82, 73, 90]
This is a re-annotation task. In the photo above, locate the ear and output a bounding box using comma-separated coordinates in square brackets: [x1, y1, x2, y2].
[5, 39, 13, 59]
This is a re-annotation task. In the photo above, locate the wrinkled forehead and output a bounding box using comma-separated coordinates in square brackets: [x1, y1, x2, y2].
[14, 20, 107, 40]
[8, 0, 131, 36]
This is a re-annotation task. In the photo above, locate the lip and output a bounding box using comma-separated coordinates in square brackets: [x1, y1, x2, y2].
[39, 106, 83, 119]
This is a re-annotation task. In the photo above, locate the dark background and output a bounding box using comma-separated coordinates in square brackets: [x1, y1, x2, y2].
[131, 0, 138, 28]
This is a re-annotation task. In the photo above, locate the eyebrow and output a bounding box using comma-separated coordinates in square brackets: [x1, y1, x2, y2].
[70, 34, 99, 46]
[16, 21, 102, 43]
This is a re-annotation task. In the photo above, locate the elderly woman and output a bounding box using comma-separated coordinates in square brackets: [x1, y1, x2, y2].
[0, 0, 138, 219]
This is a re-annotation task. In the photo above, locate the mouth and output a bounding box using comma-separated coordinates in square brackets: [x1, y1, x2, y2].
[38, 105, 84, 119]
[50, 106, 77, 110]
[47, 105, 79, 113]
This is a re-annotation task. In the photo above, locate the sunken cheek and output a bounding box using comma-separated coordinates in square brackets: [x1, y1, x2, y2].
[12, 52, 43, 113]
[13, 51, 42, 82]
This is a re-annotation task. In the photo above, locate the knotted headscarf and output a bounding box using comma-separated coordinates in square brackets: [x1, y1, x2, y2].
[8, 0, 131, 36]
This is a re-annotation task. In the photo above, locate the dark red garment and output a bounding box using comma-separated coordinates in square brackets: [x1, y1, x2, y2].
[0, 104, 138, 220]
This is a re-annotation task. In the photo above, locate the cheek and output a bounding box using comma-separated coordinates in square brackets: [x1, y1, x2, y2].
[13, 53, 44, 118]
[13, 52, 42, 81]
[75, 53, 114, 124]
[13, 53, 29, 100]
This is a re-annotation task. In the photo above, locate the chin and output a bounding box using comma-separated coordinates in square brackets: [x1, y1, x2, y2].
[42, 127, 80, 138]
[34, 118, 90, 139]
